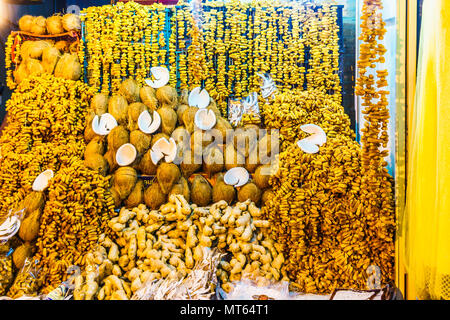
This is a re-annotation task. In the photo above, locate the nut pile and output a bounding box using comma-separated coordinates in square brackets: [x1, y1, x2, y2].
[72, 195, 286, 299]
[262, 136, 395, 294]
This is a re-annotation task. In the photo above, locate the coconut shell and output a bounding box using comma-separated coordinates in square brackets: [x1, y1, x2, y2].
[91, 93, 109, 115]
[139, 150, 158, 175]
[55, 40, 69, 53]
[179, 89, 189, 105]
[22, 191, 45, 214]
[113, 167, 138, 200]
[107, 95, 129, 126]
[27, 41, 51, 59]
[84, 153, 109, 176]
[150, 133, 170, 148]
[261, 189, 275, 207]
[54, 53, 82, 81]
[224, 144, 245, 171]
[12, 242, 34, 270]
[140, 86, 158, 111]
[19, 15, 34, 32]
[128, 102, 148, 131]
[84, 115, 98, 143]
[130, 130, 151, 155]
[212, 173, 235, 204]
[171, 126, 190, 150]
[84, 136, 105, 158]
[125, 180, 144, 208]
[156, 86, 177, 107]
[157, 106, 177, 136]
[107, 125, 129, 151]
[31, 16, 47, 35]
[207, 100, 221, 118]
[144, 181, 166, 210]
[180, 151, 202, 178]
[110, 188, 122, 208]
[191, 175, 212, 207]
[120, 79, 141, 103]
[41, 46, 61, 74]
[62, 13, 81, 32]
[157, 163, 181, 194]
[182, 106, 198, 134]
[176, 104, 189, 125]
[169, 177, 190, 203]
[104, 149, 118, 173]
[25, 58, 44, 77]
[18, 209, 42, 242]
[46, 15, 64, 35]
[254, 164, 271, 190]
[203, 146, 224, 175]
[13, 62, 28, 85]
[237, 182, 262, 204]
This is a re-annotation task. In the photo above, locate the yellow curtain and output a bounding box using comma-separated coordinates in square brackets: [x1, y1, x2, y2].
[405, 0, 450, 300]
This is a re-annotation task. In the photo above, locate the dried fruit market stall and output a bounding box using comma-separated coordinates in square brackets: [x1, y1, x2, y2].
[0, 0, 409, 301]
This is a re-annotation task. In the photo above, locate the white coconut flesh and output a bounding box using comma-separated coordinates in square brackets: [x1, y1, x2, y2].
[297, 139, 320, 154]
[300, 124, 327, 146]
[188, 87, 210, 109]
[32, 169, 54, 192]
[150, 137, 177, 165]
[194, 109, 217, 131]
[0, 215, 21, 241]
[138, 110, 161, 134]
[92, 113, 118, 136]
[116, 143, 137, 166]
[145, 66, 170, 89]
[224, 167, 250, 188]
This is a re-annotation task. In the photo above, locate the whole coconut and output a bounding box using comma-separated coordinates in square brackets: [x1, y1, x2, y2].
[113, 166, 138, 200]
[120, 78, 141, 103]
[84, 153, 109, 176]
[127, 102, 147, 131]
[84, 136, 105, 158]
[182, 106, 198, 134]
[125, 180, 144, 208]
[130, 130, 151, 155]
[108, 95, 129, 125]
[224, 144, 245, 171]
[253, 164, 272, 190]
[180, 151, 202, 178]
[237, 182, 262, 204]
[156, 86, 177, 107]
[139, 150, 158, 175]
[203, 146, 224, 175]
[169, 177, 191, 202]
[107, 125, 129, 152]
[157, 106, 177, 136]
[140, 86, 158, 111]
[144, 181, 166, 210]
[157, 163, 181, 194]
[212, 173, 235, 204]
[91, 93, 109, 116]
[191, 175, 212, 207]
[176, 104, 189, 125]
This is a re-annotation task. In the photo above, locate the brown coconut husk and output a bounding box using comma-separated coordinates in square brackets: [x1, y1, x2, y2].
[110, 187, 122, 208]
[41, 46, 61, 74]
[120, 79, 141, 103]
[107, 125, 129, 152]
[179, 88, 189, 105]
[190, 130, 213, 156]
[84, 112, 98, 143]
[19, 41, 33, 60]
[203, 146, 224, 176]
[150, 133, 170, 148]
[157, 163, 181, 194]
[46, 15, 64, 35]
[54, 40, 69, 53]
[207, 100, 221, 118]
[233, 127, 258, 158]
[180, 151, 202, 178]
[171, 126, 190, 151]
[214, 116, 232, 142]
[54, 53, 82, 81]
[176, 104, 189, 125]
[13, 62, 29, 85]
[139, 150, 158, 175]
[18, 15, 34, 32]
[191, 175, 212, 207]
[27, 40, 51, 59]
[253, 164, 271, 190]
[30, 16, 47, 35]
[84, 153, 109, 176]
[144, 181, 166, 210]
[157, 106, 177, 136]
[125, 180, 144, 208]
[108, 95, 129, 125]
[212, 172, 235, 205]
[169, 177, 191, 203]
[91, 93, 109, 115]
[84, 136, 106, 158]
[224, 143, 245, 171]
[244, 148, 260, 174]
[182, 106, 198, 134]
[156, 86, 177, 107]
[261, 189, 275, 207]
[104, 149, 118, 173]
[127, 102, 148, 131]
[26, 58, 44, 76]
[140, 86, 158, 111]
[113, 166, 138, 200]
[130, 130, 151, 155]
[62, 13, 81, 32]
[237, 182, 262, 204]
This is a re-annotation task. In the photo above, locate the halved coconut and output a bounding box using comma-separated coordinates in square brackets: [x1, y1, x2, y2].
[32, 169, 54, 192]
[300, 124, 327, 146]
[145, 66, 170, 89]
[0, 215, 21, 241]
[188, 87, 210, 109]
[224, 167, 249, 188]
[194, 108, 217, 131]
[92, 113, 118, 136]
[116, 143, 137, 166]
[138, 110, 161, 134]
[150, 137, 177, 165]
[297, 139, 320, 154]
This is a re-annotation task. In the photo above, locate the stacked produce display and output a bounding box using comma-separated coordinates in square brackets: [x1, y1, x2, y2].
[0, 0, 396, 300]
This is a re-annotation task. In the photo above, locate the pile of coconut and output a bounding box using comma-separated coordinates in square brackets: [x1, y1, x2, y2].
[83, 67, 278, 210]
[13, 39, 82, 85]
[18, 14, 81, 36]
